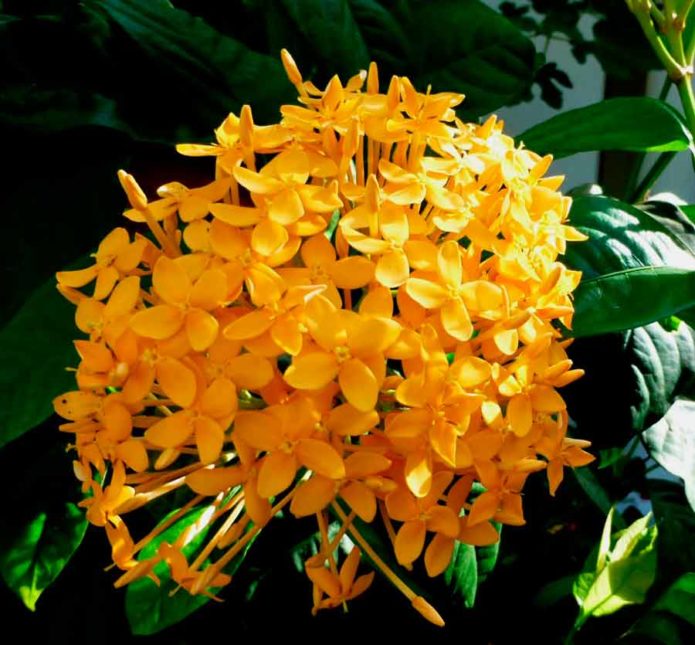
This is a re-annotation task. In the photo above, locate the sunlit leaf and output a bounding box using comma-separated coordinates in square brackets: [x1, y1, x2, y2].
[521, 98, 693, 158]
[0, 503, 87, 611]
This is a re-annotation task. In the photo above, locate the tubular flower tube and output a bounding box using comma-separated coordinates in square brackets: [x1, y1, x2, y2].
[53, 50, 593, 627]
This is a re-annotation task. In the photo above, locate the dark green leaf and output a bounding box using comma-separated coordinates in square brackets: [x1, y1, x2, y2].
[571, 266, 695, 337]
[520, 98, 693, 158]
[443, 543, 477, 608]
[0, 277, 77, 449]
[0, 503, 87, 611]
[406, 0, 536, 117]
[645, 401, 695, 512]
[88, 0, 294, 126]
[280, 0, 369, 77]
[0, 86, 142, 138]
[126, 499, 255, 635]
[649, 479, 695, 574]
[572, 468, 615, 519]
[626, 322, 695, 432]
[653, 573, 695, 627]
[624, 573, 695, 643]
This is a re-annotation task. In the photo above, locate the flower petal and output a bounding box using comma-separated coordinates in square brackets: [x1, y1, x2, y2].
[424, 534, 455, 577]
[395, 519, 426, 565]
[326, 404, 379, 436]
[340, 481, 377, 522]
[130, 305, 185, 339]
[156, 357, 197, 408]
[296, 438, 345, 479]
[405, 278, 447, 309]
[284, 352, 339, 390]
[195, 416, 225, 464]
[189, 270, 227, 310]
[330, 256, 375, 289]
[375, 250, 410, 288]
[251, 219, 290, 256]
[185, 309, 219, 351]
[145, 411, 193, 448]
[257, 451, 298, 498]
[339, 359, 378, 412]
[441, 298, 473, 341]
[290, 475, 336, 517]
[153, 256, 190, 305]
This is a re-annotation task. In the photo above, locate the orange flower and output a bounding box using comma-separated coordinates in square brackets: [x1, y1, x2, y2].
[53, 50, 591, 627]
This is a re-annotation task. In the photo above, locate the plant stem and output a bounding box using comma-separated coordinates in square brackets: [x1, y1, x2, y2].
[677, 75, 695, 138]
[629, 150, 677, 202]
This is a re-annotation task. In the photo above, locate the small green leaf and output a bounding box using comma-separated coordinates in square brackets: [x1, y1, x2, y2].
[126, 498, 255, 636]
[520, 98, 693, 158]
[581, 547, 657, 618]
[571, 267, 695, 337]
[574, 513, 658, 626]
[597, 507, 614, 571]
[0, 503, 87, 611]
[443, 543, 478, 608]
[0, 277, 77, 449]
[644, 400, 695, 513]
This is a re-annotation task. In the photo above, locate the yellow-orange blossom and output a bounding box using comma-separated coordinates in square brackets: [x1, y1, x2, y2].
[53, 50, 593, 626]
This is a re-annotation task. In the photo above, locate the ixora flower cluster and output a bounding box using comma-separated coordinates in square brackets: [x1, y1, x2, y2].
[53, 51, 593, 626]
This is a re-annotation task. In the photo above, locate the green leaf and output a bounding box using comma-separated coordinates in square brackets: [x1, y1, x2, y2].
[597, 507, 614, 572]
[649, 479, 695, 574]
[623, 573, 695, 644]
[0, 276, 78, 449]
[572, 266, 695, 337]
[280, 0, 370, 77]
[0, 503, 87, 611]
[581, 548, 657, 619]
[443, 542, 478, 608]
[645, 401, 695, 513]
[572, 468, 616, 520]
[565, 195, 695, 280]
[626, 322, 695, 432]
[574, 513, 658, 625]
[405, 0, 536, 117]
[653, 573, 695, 627]
[0, 86, 141, 139]
[126, 499, 255, 635]
[476, 523, 502, 582]
[520, 98, 693, 158]
[88, 0, 294, 126]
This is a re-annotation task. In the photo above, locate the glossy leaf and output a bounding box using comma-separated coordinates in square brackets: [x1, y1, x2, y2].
[0, 503, 87, 611]
[649, 479, 695, 575]
[0, 277, 78, 449]
[520, 98, 693, 158]
[645, 401, 695, 513]
[572, 266, 695, 337]
[564, 195, 695, 279]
